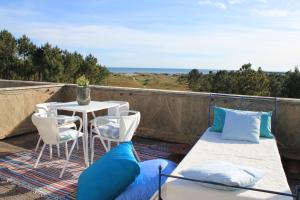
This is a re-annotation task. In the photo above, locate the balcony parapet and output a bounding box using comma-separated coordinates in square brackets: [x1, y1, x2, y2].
[0, 80, 299, 154]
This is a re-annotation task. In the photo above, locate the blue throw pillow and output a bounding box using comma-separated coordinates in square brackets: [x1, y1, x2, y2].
[116, 159, 177, 200]
[77, 142, 140, 200]
[210, 107, 274, 138]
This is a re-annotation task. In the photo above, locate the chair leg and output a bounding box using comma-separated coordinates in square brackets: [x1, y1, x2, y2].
[82, 133, 86, 155]
[75, 124, 79, 150]
[91, 111, 96, 119]
[82, 135, 85, 153]
[65, 142, 68, 159]
[35, 137, 42, 152]
[50, 144, 52, 160]
[91, 136, 96, 164]
[34, 143, 46, 168]
[98, 136, 108, 152]
[90, 125, 95, 152]
[132, 146, 141, 162]
[57, 144, 60, 157]
[60, 139, 77, 178]
[76, 139, 79, 150]
[107, 140, 111, 151]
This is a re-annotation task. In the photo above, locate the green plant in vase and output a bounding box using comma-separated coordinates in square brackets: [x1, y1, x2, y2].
[76, 75, 91, 105]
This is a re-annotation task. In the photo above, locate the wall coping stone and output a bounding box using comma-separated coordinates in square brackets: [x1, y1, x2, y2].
[0, 79, 299, 103]
[0, 84, 64, 92]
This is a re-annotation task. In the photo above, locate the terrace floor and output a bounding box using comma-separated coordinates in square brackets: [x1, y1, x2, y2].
[0, 133, 299, 199]
[0, 132, 186, 200]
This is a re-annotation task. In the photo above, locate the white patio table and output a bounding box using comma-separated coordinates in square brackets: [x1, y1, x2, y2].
[56, 101, 120, 167]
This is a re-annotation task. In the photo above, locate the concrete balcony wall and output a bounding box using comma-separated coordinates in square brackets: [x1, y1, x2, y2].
[63, 84, 300, 152]
[0, 84, 64, 139]
[276, 99, 300, 152]
[62, 84, 210, 144]
[0, 80, 299, 153]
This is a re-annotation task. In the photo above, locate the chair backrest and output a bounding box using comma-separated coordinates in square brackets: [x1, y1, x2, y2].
[32, 113, 60, 144]
[107, 101, 130, 117]
[119, 111, 140, 142]
[35, 102, 58, 115]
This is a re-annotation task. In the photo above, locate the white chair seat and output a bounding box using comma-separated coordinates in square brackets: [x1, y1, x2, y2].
[93, 123, 120, 139]
[57, 115, 78, 125]
[90, 117, 118, 125]
[90, 110, 141, 164]
[59, 128, 84, 142]
[89, 101, 129, 125]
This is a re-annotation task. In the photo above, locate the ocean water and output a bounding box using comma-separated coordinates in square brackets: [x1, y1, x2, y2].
[107, 67, 214, 74]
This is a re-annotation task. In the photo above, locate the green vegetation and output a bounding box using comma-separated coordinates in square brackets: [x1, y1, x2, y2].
[185, 63, 300, 98]
[1, 30, 299, 98]
[106, 73, 188, 91]
[76, 75, 89, 86]
[0, 30, 109, 84]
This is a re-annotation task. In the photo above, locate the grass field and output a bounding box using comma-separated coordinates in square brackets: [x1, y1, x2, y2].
[105, 73, 189, 91]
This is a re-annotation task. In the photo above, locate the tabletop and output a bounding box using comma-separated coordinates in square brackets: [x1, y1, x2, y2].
[55, 101, 120, 113]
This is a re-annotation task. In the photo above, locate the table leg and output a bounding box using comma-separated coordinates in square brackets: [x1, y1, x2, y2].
[83, 112, 89, 167]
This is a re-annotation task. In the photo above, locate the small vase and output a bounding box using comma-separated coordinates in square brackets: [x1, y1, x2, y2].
[76, 86, 91, 105]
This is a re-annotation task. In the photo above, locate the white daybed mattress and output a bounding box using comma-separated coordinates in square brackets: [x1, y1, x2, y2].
[155, 129, 292, 200]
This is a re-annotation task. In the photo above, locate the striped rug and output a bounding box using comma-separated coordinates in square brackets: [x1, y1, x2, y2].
[0, 138, 171, 200]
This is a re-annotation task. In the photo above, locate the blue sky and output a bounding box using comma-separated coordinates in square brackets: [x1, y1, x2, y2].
[0, 0, 300, 71]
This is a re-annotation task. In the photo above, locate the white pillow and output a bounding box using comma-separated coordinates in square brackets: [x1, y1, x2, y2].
[222, 110, 261, 143]
[180, 161, 264, 191]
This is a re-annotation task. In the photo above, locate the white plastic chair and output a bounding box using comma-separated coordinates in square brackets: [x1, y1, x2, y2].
[106, 101, 130, 117]
[32, 113, 84, 178]
[90, 101, 129, 122]
[91, 110, 140, 164]
[35, 102, 79, 156]
[89, 101, 130, 147]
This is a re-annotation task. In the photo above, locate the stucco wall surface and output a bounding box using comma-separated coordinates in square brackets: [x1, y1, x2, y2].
[0, 84, 64, 139]
[63, 85, 300, 151]
[0, 80, 299, 153]
[62, 85, 210, 144]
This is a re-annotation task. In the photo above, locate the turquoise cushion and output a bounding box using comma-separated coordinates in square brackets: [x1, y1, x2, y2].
[260, 112, 274, 138]
[210, 107, 274, 138]
[77, 142, 140, 200]
[209, 107, 229, 132]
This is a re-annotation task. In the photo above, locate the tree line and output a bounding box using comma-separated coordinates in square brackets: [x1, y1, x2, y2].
[1, 30, 299, 98]
[185, 63, 300, 98]
[0, 30, 109, 84]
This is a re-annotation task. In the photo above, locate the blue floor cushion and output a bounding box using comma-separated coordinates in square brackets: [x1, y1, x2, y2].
[77, 142, 140, 200]
[116, 159, 177, 200]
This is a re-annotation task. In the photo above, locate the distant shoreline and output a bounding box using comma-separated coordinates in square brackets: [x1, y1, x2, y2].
[107, 67, 215, 74]
[110, 72, 184, 76]
[108, 67, 284, 75]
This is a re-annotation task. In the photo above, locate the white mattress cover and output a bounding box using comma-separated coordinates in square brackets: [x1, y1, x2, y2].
[154, 129, 292, 200]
